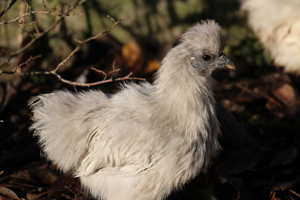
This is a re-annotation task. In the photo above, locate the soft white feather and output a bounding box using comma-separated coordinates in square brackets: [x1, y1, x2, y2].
[242, 0, 300, 73]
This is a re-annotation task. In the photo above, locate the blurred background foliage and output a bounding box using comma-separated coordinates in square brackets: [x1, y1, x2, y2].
[0, 0, 271, 75]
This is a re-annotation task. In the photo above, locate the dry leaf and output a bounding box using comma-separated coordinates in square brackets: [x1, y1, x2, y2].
[273, 83, 296, 105]
[121, 41, 142, 71]
[0, 187, 19, 200]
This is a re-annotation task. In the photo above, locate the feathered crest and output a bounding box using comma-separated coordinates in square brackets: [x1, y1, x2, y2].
[180, 20, 225, 51]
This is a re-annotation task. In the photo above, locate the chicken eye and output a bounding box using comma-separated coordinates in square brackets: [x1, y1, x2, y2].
[202, 54, 211, 61]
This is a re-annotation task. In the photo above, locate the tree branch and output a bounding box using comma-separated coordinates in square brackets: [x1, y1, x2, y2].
[0, 0, 84, 68]
[76, 15, 130, 44]
[0, 19, 62, 68]
[0, 6, 83, 25]
[0, 0, 18, 18]
[0, 15, 145, 87]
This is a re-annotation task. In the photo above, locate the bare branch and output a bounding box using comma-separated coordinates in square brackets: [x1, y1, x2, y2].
[0, 18, 62, 68]
[14, 21, 38, 37]
[15, 55, 42, 71]
[76, 15, 130, 44]
[236, 83, 282, 107]
[42, 0, 51, 12]
[0, 14, 145, 87]
[91, 61, 120, 80]
[15, 20, 39, 26]
[52, 46, 81, 72]
[0, 10, 81, 25]
[51, 70, 145, 87]
[0, 0, 18, 18]
[289, 189, 300, 198]
[0, 0, 84, 68]
[0, 65, 145, 87]
[0, 0, 83, 25]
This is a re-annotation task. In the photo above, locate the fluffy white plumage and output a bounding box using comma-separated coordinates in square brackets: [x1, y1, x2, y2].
[242, 0, 300, 73]
[29, 20, 235, 200]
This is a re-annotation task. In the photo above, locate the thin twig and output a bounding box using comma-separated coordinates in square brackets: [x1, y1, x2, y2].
[0, 14, 142, 87]
[76, 15, 130, 44]
[0, 20, 64, 69]
[91, 61, 120, 80]
[53, 46, 81, 72]
[14, 21, 38, 38]
[0, 10, 82, 25]
[65, 185, 78, 200]
[1, 11, 66, 25]
[0, 67, 144, 87]
[15, 20, 39, 26]
[52, 15, 129, 73]
[236, 83, 282, 107]
[0, 18, 62, 68]
[289, 189, 300, 198]
[42, 0, 50, 12]
[14, 55, 42, 71]
[28, 190, 61, 200]
[0, 0, 83, 67]
[0, 0, 18, 18]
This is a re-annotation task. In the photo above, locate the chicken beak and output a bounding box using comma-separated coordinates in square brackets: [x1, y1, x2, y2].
[216, 54, 236, 70]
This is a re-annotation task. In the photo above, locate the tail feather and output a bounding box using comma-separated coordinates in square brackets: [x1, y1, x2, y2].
[29, 90, 109, 172]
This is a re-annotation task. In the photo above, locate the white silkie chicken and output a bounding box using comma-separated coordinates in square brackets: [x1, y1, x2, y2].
[29, 20, 235, 200]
